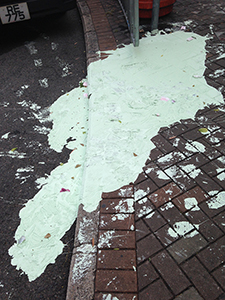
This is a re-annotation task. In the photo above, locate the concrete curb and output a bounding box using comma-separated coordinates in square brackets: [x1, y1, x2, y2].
[76, 0, 100, 66]
[66, 204, 100, 300]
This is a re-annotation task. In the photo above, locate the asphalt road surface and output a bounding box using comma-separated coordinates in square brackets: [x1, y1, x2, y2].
[0, 6, 86, 299]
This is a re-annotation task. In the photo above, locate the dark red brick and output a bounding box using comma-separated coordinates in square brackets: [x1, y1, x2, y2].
[133, 172, 148, 185]
[149, 147, 163, 161]
[139, 279, 173, 300]
[180, 118, 200, 130]
[99, 214, 134, 230]
[215, 140, 225, 155]
[156, 150, 186, 170]
[159, 202, 187, 224]
[155, 224, 179, 246]
[214, 171, 225, 189]
[197, 219, 223, 242]
[95, 270, 137, 293]
[151, 250, 190, 294]
[213, 212, 225, 232]
[174, 287, 203, 300]
[98, 230, 135, 249]
[135, 197, 154, 220]
[148, 182, 182, 208]
[189, 169, 222, 195]
[100, 198, 134, 214]
[151, 134, 175, 154]
[185, 209, 208, 225]
[143, 162, 171, 187]
[135, 219, 151, 241]
[137, 260, 159, 290]
[143, 210, 166, 232]
[169, 136, 198, 157]
[97, 249, 136, 270]
[161, 123, 189, 139]
[172, 186, 208, 212]
[178, 153, 209, 173]
[182, 257, 223, 299]
[134, 178, 158, 201]
[137, 234, 162, 264]
[182, 127, 204, 141]
[102, 185, 133, 199]
[168, 232, 207, 263]
[165, 165, 196, 191]
[191, 138, 221, 160]
[205, 128, 225, 145]
[197, 236, 225, 271]
[200, 194, 225, 217]
[212, 265, 225, 289]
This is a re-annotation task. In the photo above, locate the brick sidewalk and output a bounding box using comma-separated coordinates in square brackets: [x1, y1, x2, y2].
[67, 0, 225, 299]
[95, 104, 225, 300]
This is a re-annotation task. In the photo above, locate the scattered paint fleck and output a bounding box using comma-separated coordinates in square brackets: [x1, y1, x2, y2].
[44, 233, 51, 239]
[1, 132, 10, 139]
[18, 236, 26, 244]
[34, 59, 43, 67]
[39, 78, 49, 88]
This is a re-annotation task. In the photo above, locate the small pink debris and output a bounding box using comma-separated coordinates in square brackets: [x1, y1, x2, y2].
[83, 82, 88, 87]
[187, 37, 194, 41]
[60, 188, 70, 192]
[83, 93, 88, 98]
[156, 113, 160, 117]
[181, 26, 186, 30]
[161, 96, 169, 102]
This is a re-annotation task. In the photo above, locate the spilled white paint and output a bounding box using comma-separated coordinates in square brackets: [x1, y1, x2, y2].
[180, 164, 196, 173]
[98, 231, 115, 248]
[184, 197, 200, 211]
[217, 172, 225, 181]
[160, 202, 174, 211]
[111, 214, 129, 221]
[191, 141, 206, 152]
[114, 199, 134, 213]
[207, 191, 225, 209]
[189, 168, 202, 179]
[156, 170, 170, 180]
[209, 69, 225, 78]
[25, 41, 38, 55]
[136, 197, 153, 218]
[172, 221, 194, 235]
[9, 31, 224, 281]
[72, 244, 97, 282]
[134, 188, 150, 200]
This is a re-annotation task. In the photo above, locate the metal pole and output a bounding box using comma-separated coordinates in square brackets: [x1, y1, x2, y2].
[133, 0, 139, 46]
[151, 0, 160, 35]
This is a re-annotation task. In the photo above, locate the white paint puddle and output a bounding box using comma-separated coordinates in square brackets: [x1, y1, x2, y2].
[9, 30, 223, 281]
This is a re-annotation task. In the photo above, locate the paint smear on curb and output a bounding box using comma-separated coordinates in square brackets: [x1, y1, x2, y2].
[9, 31, 223, 281]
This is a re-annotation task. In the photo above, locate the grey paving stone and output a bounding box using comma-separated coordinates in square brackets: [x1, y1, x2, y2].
[151, 250, 190, 294]
[174, 287, 203, 300]
[167, 231, 207, 263]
